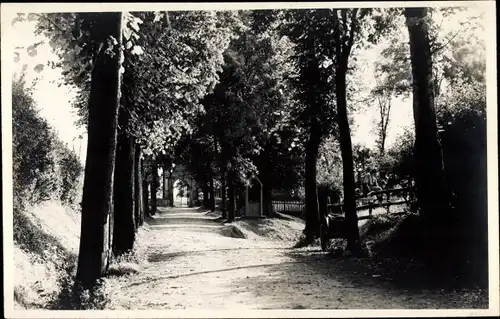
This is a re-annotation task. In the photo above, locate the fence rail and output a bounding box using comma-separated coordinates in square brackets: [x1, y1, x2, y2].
[273, 187, 415, 220]
[328, 187, 415, 217]
[272, 200, 304, 216]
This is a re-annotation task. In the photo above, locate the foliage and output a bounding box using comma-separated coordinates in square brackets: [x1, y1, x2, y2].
[385, 128, 415, 186]
[57, 149, 84, 207]
[179, 10, 303, 192]
[279, 9, 338, 137]
[352, 143, 374, 171]
[122, 11, 242, 157]
[27, 11, 239, 159]
[316, 137, 343, 196]
[372, 6, 485, 102]
[12, 75, 83, 209]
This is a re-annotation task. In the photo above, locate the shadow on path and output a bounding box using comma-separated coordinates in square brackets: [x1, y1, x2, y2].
[146, 207, 222, 227]
[231, 248, 487, 309]
[147, 247, 295, 263]
[127, 260, 333, 288]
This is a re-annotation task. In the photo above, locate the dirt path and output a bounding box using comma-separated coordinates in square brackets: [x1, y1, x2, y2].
[105, 206, 487, 310]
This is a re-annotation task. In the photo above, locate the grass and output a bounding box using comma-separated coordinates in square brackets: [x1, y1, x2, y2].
[107, 249, 146, 277]
[12, 200, 114, 310]
[236, 213, 305, 242]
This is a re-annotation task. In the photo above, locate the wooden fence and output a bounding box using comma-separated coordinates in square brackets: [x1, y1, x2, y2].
[272, 200, 305, 217]
[273, 187, 415, 220]
[328, 187, 415, 220]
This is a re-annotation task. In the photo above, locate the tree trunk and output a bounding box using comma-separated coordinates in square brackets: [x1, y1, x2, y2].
[303, 121, 322, 241]
[203, 179, 210, 208]
[209, 176, 215, 212]
[405, 8, 450, 220]
[150, 161, 158, 214]
[169, 175, 174, 207]
[134, 144, 143, 229]
[318, 185, 329, 219]
[258, 151, 276, 218]
[190, 180, 197, 207]
[162, 165, 167, 199]
[336, 64, 361, 253]
[262, 184, 275, 218]
[221, 173, 227, 219]
[142, 162, 149, 218]
[112, 108, 136, 255]
[227, 168, 236, 222]
[76, 12, 122, 288]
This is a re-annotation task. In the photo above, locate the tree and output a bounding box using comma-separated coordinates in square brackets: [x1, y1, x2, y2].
[371, 69, 395, 154]
[404, 8, 451, 221]
[64, 10, 239, 253]
[328, 8, 404, 252]
[134, 143, 144, 228]
[282, 9, 339, 241]
[328, 9, 366, 252]
[32, 11, 146, 262]
[74, 12, 123, 287]
[176, 11, 305, 221]
[282, 7, 398, 250]
[150, 159, 159, 214]
[112, 107, 136, 255]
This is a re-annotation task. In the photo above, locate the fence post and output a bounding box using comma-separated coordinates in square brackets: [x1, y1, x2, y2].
[283, 200, 286, 212]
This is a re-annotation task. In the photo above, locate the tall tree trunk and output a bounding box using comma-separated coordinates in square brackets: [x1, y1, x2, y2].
[142, 161, 149, 218]
[151, 161, 158, 214]
[134, 144, 143, 229]
[336, 64, 361, 253]
[405, 8, 450, 220]
[187, 180, 193, 207]
[112, 108, 136, 255]
[317, 185, 328, 219]
[76, 12, 122, 288]
[168, 172, 174, 207]
[209, 175, 215, 212]
[258, 150, 276, 218]
[227, 168, 236, 222]
[221, 172, 227, 219]
[262, 184, 275, 218]
[162, 165, 168, 200]
[203, 178, 210, 208]
[303, 121, 322, 241]
[190, 180, 197, 207]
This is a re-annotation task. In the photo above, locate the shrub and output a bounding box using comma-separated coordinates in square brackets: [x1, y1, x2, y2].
[57, 144, 84, 208]
[386, 128, 415, 187]
[12, 75, 83, 210]
[374, 79, 488, 287]
[437, 82, 487, 287]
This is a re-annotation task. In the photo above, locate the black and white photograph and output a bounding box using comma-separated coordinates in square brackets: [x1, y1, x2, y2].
[1, 1, 498, 317]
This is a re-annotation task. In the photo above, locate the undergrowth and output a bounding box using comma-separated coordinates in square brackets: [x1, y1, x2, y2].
[13, 203, 148, 310]
[359, 211, 488, 290]
[12, 202, 112, 310]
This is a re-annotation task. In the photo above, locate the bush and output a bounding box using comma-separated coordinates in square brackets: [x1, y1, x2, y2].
[386, 128, 415, 187]
[12, 75, 83, 210]
[57, 145, 84, 208]
[437, 84, 487, 287]
[317, 137, 343, 199]
[374, 80, 488, 287]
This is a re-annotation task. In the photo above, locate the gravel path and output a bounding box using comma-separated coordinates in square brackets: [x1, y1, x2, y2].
[104, 206, 488, 310]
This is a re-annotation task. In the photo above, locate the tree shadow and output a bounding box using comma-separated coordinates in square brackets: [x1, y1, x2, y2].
[284, 249, 473, 291]
[147, 217, 221, 226]
[148, 246, 295, 263]
[229, 248, 488, 309]
[126, 260, 305, 288]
